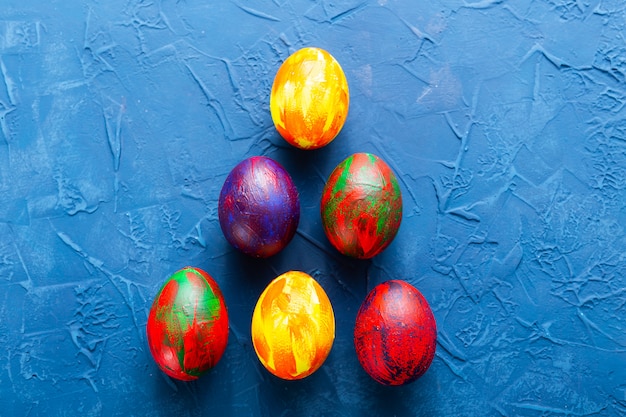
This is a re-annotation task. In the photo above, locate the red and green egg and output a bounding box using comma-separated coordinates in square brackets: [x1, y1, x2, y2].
[321, 153, 403, 259]
[146, 267, 229, 381]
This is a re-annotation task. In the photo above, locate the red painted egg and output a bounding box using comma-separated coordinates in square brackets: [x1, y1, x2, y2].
[321, 153, 402, 259]
[146, 267, 229, 381]
[354, 280, 437, 386]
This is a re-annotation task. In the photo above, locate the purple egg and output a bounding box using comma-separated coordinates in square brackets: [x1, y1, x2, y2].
[218, 156, 300, 258]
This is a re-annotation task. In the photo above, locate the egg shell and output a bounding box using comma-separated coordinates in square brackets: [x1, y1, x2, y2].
[146, 267, 229, 381]
[321, 153, 402, 259]
[251, 271, 335, 380]
[270, 47, 349, 150]
[218, 156, 300, 258]
[354, 280, 437, 386]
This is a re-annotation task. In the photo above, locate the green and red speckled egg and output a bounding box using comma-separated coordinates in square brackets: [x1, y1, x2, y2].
[146, 267, 229, 381]
[321, 153, 402, 259]
[354, 280, 437, 386]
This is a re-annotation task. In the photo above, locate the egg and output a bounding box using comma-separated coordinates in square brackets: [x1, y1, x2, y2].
[146, 267, 229, 381]
[218, 156, 300, 258]
[270, 47, 349, 150]
[321, 153, 402, 259]
[354, 280, 437, 386]
[251, 271, 335, 380]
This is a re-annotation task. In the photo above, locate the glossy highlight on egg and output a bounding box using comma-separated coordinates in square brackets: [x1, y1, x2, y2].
[146, 267, 229, 381]
[354, 280, 437, 386]
[321, 153, 403, 259]
[251, 271, 335, 380]
[218, 156, 300, 258]
[270, 47, 349, 150]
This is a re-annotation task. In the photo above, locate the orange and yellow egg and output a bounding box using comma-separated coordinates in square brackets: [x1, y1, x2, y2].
[270, 47, 349, 150]
[251, 271, 335, 380]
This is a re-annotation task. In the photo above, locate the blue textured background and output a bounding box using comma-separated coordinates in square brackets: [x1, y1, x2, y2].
[1, 0, 626, 415]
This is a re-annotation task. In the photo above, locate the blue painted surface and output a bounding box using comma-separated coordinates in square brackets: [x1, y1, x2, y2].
[1, 0, 625, 415]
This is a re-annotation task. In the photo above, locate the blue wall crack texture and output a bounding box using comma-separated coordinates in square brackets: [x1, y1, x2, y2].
[1, 0, 626, 415]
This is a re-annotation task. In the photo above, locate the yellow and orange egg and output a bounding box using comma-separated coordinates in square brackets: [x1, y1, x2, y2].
[251, 271, 335, 380]
[270, 47, 350, 150]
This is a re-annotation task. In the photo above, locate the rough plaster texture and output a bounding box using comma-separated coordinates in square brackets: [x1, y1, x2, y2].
[1, 0, 626, 415]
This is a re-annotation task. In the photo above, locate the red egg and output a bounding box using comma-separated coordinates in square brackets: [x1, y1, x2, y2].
[146, 267, 229, 381]
[354, 280, 437, 386]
